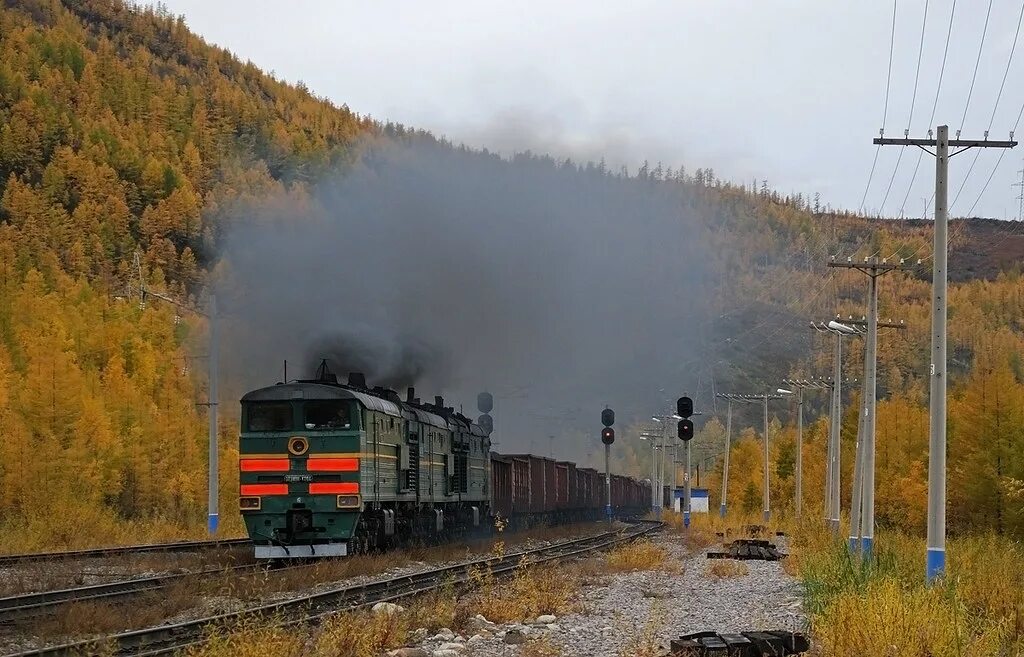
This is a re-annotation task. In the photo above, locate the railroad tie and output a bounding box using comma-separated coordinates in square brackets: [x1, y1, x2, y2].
[670, 630, 810, 656]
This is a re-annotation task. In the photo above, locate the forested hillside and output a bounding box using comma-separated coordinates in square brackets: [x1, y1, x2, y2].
[0, 0, 1022, 550]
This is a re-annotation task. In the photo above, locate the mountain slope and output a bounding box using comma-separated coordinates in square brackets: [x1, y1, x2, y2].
[0, 0, 1023, 549]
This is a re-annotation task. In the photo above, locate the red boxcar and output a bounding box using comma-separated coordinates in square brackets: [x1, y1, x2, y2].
[554, 461, 573, 508]
[491, 454, 513, 518]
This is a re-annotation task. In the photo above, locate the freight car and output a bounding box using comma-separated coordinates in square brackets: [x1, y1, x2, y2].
[238, 363, 650, 558]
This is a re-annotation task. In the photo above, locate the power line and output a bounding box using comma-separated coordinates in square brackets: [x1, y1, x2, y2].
[898, 0, 958, 217]
[880, 0, 931, 216]
[949, 0, 1024, 212]
[859, 0, 899, 213]
[957, 0, 995, 140]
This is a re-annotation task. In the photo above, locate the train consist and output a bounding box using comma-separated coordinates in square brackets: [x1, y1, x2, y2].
[238, 363, 650, 558]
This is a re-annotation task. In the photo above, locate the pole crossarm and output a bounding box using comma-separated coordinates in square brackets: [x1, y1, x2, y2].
[873, 137, 1017, 148]
[834, 317, 907, 330]
[733, 393, 784, 401]
[828, 256, 919, 276]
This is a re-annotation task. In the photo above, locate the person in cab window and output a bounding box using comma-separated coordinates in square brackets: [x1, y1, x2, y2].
[327, 405, 350, 429]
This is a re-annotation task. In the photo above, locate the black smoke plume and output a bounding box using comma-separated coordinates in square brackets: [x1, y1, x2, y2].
[217, 137, 716, 456]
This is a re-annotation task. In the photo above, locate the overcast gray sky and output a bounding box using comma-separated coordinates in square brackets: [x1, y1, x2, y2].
[165, 1, 1024, 220]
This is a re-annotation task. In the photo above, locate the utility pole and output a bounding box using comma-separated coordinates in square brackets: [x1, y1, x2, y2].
[832, 315, 907, 555]
[714, 393, 752, 518]
[875, 126, 1016, 581]
[828, 257, 913, 559]
[651, 410, 679, 518]
[207, 295, 219, 534]
[812, 320, 859, 533]
[781, 379, 829, 518]
[739, 392, 783, 522]
[640, 428, 661, 515]
[132, 252, 221, 536]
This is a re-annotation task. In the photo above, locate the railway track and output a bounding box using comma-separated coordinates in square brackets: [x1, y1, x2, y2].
[0, 562, 273, 625]
[0, 539, 250, 568]
[10, 520, 661, 657]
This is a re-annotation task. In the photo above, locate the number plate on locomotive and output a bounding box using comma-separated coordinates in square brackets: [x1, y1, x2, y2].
[284, 474, 312, 482]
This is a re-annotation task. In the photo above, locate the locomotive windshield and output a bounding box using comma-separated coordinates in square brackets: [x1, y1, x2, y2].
[303, 400, 353, 430]
[245, 402, 294, 431]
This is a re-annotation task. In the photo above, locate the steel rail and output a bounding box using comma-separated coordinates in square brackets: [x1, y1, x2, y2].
[0, 539, 250, 568]
[0, 562, 274, 624]
[11, 521, 661, 657]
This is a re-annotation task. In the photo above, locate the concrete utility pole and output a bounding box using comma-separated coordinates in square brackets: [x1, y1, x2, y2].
[828, 258, 913, 559]
[640, 429, 661, 515]
[714, 393, 753, 518]
[780, 379, 829, 518]
[875, 126, 1016, 581]
[133, 254, 221, 536]
[812, 320, 859, 533]
[720, 397, 732, 518]
[738, 392, 783, 522]
[651, 410, 680, 517]
[207, 295, 219, 535]
[831, 314, 907, 555]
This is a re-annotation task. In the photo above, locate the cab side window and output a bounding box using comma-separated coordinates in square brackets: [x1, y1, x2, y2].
[303, 401, 351, 430]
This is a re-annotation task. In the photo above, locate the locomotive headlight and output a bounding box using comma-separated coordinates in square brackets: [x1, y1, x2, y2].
[336, 495, 361, 509]
[239, 496, 261, 510]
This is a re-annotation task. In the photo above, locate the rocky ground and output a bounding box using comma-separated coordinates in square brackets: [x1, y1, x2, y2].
[383, 533, 805, 657]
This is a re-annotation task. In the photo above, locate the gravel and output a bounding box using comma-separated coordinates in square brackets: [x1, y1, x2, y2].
[389, 532, 807, 657]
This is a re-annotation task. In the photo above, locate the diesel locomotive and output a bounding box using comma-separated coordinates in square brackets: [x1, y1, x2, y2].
[238, 362, 649, 559]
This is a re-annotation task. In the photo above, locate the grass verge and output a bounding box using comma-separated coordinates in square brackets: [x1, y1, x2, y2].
[794, 523, 1024, 656]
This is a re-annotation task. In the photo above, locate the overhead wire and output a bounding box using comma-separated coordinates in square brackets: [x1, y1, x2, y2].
[879, 0, 931, 217]
[950, 0, 1015, 211]
[950, 0, 1024, 212]
[897, 0, 957, 218]
[956, 0, 995, 140]
[858, 0, 899, 214]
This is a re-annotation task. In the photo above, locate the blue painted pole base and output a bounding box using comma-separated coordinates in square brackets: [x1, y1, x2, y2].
[861, 536, 873, 560]
[207, 513, 219, 535]
[683, 511, 690, 528]
[605, 504, 613, 521]
[719, 504, 726, 518]
[848, 537, 859, 553]
[926, 547, 945, 583]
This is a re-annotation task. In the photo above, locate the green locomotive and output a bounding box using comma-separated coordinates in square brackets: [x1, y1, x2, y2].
[238, 363, 491, 558]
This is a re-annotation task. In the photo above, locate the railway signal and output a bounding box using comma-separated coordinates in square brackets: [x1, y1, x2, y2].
[601, 407, 615, 523]
[677, 419, 694, 441]
[677, 396, 693, 419]
[477, 391, 494, 437]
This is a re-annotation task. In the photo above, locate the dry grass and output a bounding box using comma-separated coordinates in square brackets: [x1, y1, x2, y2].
[0, 547, 250, 598]
[793, 522, 1024, 656]
[187, 560, 582, 657]
[467, 559, 581, 623]
[604, 540, 677, 573]
[705, 559, 749, 579]
[659, 510, 792, 553]
[0, 507, 247, 555]
[6, 520, 610, 643]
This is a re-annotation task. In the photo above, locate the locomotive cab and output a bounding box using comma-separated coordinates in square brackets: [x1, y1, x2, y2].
[239, 384, 367, 558]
